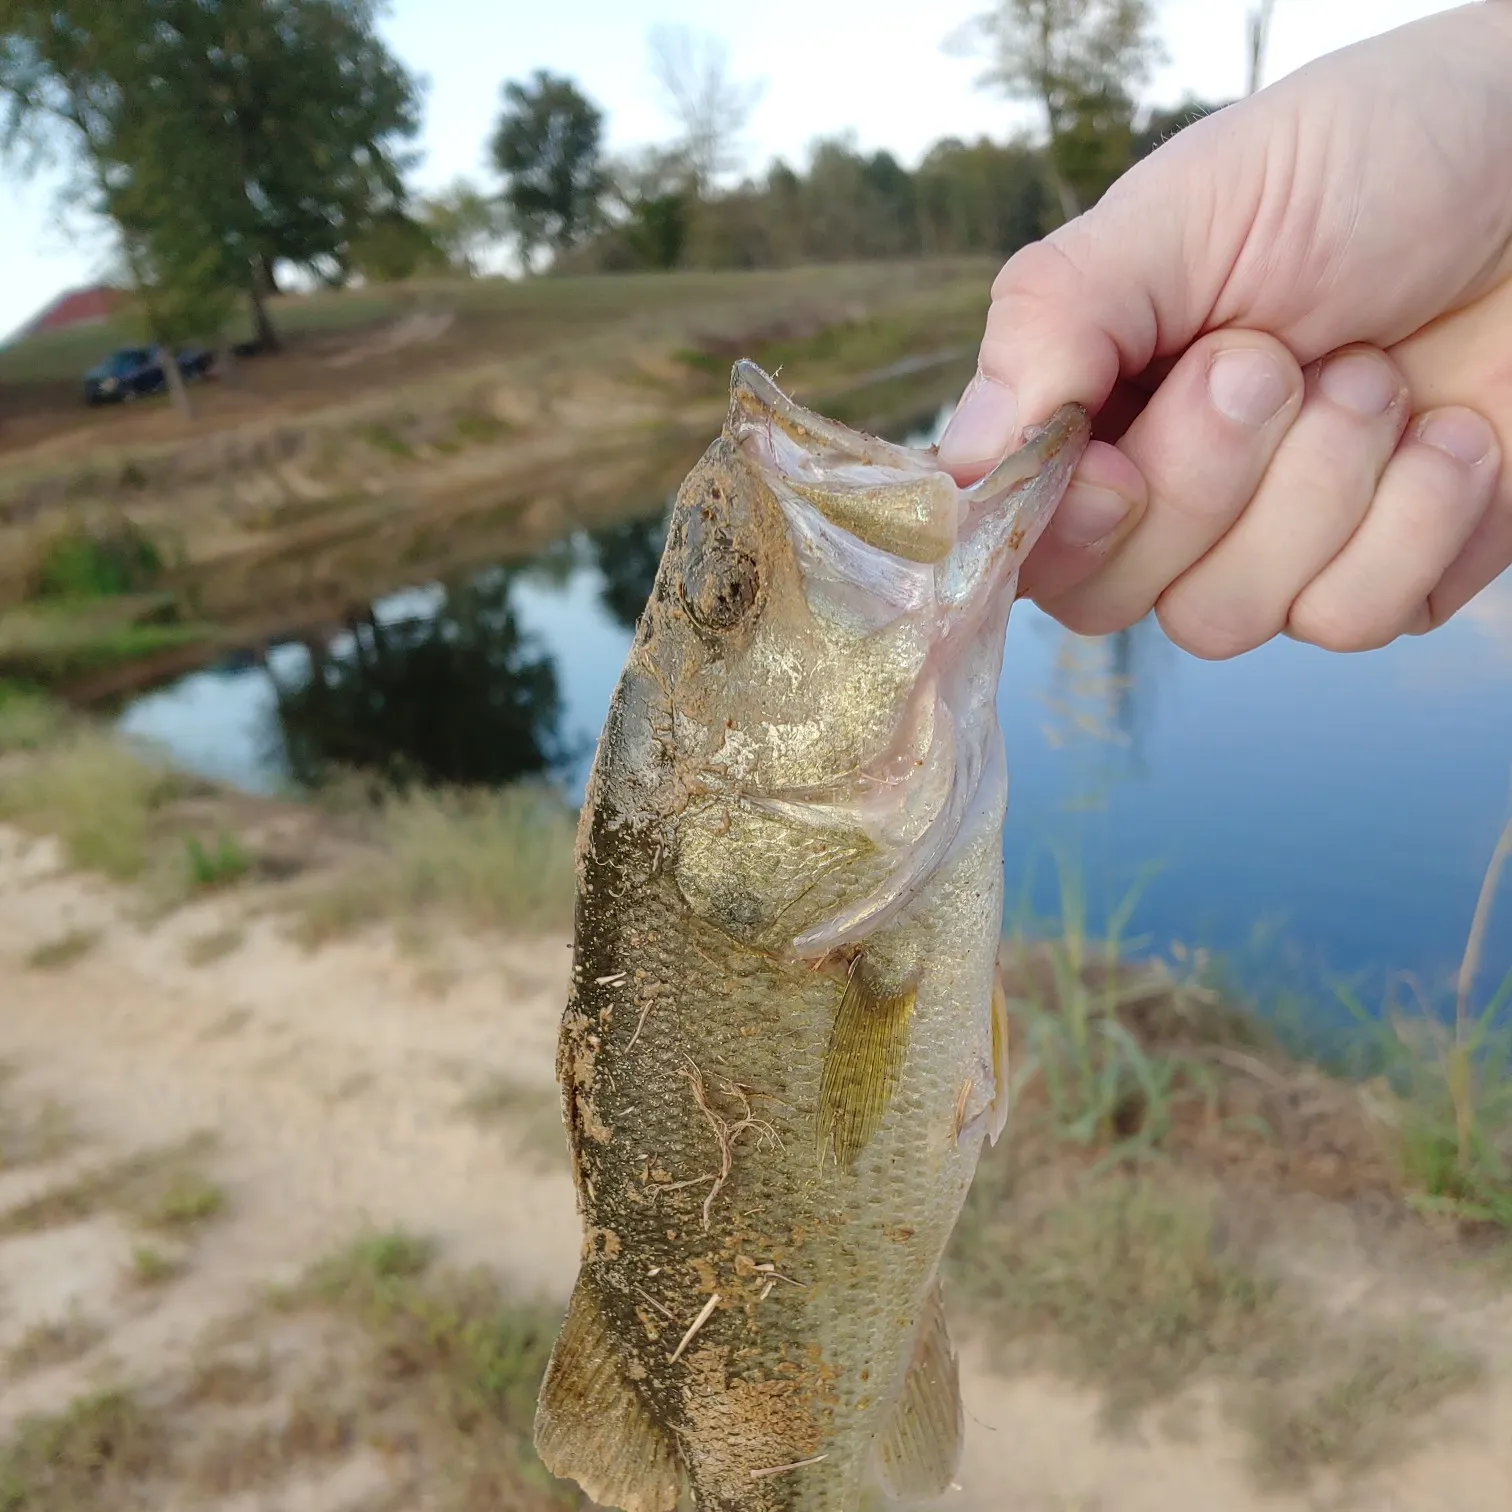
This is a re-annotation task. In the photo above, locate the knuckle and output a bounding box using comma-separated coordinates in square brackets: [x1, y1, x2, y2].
[1040, 591, 1138, 640]
[1286, 591, 1381, 654]
[1155, 592, 1261, 662]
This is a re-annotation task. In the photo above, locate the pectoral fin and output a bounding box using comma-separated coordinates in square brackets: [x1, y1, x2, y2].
[817, 957, 916, 1170]
[534, 1278, 682, 1512]
[875, 1276, 965, 1497]
[988, 967, 1011, 1147]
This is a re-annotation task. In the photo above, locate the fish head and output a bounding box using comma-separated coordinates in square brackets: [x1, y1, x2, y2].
[635, 361, 1089, 954]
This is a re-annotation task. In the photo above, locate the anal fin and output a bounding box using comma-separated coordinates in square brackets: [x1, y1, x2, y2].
[875, 1276, 965, 1498]
[534, 1277, 682, 1512]
[818, 955, 917, 1170]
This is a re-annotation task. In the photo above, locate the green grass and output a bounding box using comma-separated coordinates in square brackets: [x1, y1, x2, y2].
[183, 832, 254, 891]
[0, 681, 67, 751]
[29, 525, 164, 602]
[128, 1244, 182, 1288]
[1319, 808, 1512, 1231]
[0, 261, 994, 387]
[1000, 859, 1228, 1166]
[358, 421, 415, 459]
[453, 411, 511, 445]
[0, 599, 210, 686]
[293, 781, 578, 946]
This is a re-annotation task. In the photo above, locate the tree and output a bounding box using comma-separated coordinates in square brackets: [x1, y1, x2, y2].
[914, 136, 1048, 255]
[420, 178, 504, 276]
[646, 23, 762, 195]
[947, 0, 1166, 220]
[491, 70, 607, 268]
[1247, 0, 1277, 96]
[607, 147, 693, 269]
[1130, 96, 1228, 162]
[347, 208, 446, 282]
[1, 0, 425, 355]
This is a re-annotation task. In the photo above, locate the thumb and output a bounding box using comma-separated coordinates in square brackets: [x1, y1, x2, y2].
[937, 106, 1259, 478]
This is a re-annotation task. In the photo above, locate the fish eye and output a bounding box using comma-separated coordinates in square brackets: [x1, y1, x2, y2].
[677, 497, 760, 634]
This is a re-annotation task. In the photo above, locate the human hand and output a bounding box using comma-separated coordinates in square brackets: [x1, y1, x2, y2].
[939, 1, 1512, 656]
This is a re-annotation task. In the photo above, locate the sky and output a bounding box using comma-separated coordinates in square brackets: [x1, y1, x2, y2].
[0, 0, 1469, 338]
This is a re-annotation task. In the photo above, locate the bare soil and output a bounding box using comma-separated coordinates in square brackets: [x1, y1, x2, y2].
[1, 824, 1509, 1510]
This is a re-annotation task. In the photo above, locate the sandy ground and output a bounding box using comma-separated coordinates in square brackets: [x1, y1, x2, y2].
[1, 822, 1509, 1510]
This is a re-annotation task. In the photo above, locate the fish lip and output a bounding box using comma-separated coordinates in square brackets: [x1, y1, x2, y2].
[727, 360, 940, 477]
[729, 359, 1090, 538]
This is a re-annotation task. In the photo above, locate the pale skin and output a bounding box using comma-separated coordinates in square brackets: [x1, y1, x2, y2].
[938, 0, 1512, 658]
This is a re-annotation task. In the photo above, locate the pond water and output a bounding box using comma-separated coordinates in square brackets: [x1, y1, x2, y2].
[118, 409, 1512, 1012]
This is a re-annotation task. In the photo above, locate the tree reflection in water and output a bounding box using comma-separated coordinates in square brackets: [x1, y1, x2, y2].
[272, 567, 569, 790]
[589, 512, 668, 632]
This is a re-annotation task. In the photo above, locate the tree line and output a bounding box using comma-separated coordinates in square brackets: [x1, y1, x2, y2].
[0, 1, 1225, 404]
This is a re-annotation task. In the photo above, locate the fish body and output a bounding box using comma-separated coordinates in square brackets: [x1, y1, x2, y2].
[535, 364, 1089, 1511]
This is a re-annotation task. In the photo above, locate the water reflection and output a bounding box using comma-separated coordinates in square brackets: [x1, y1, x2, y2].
[589, 514, 667, 632]
[269, 568, 571, 790]
[1033, 623, 1169, 813]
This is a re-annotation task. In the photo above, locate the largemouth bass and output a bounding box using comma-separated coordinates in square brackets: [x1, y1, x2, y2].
[535, 362, 1089, 1511]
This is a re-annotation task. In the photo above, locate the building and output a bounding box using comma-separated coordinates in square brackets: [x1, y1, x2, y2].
[6, 284, 127, 344]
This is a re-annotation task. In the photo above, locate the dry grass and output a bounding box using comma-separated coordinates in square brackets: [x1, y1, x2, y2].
[0, 730, 182, 881]
[292, 783, 578, 946]
[185, 1381, 357, 1498]
[0, 1134, 224, 1239]
[952, 1174, 1277, 1415]
[182, 925, 245, 966]
[286, 1228, 584, 1510]
[951, 1162, 1485, 1482]
[0, 1069, 74, 1169]
[0, 1388, 171, 1511]
[4, 1313, 105, 1378]
[1244, 1325, 1485, 1487]
[0, 1220, 584, 1510]
[24, 928, 101, 971]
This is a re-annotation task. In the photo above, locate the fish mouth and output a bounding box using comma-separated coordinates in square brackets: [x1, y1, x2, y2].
[728, 358, 1089, 627]
[725, 362, 1090, 958]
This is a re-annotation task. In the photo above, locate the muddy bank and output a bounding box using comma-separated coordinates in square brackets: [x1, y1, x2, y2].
[1, 268, 984, 699]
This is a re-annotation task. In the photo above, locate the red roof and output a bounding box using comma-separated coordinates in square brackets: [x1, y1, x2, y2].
[13, 285, 126, 340]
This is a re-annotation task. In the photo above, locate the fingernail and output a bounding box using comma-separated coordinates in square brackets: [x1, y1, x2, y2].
[1318, 351, 1398, 415]
[1207, 349, 1292, 428]
[1417, 409, 1494, 466]
[938, 373, 1018, 471]
[1051, 481, 1133, 548]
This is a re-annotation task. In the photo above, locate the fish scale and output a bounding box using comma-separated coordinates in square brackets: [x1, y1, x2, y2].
[535, 362, 1090, 1511]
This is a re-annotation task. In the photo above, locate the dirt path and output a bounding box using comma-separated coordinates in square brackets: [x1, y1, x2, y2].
[1, 824, 1508, 1510]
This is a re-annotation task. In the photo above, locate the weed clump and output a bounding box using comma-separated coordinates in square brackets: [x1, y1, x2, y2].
[29, 522, 163, 602]
[293, 781, 578, 945]
[0, 729, 181, 879]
